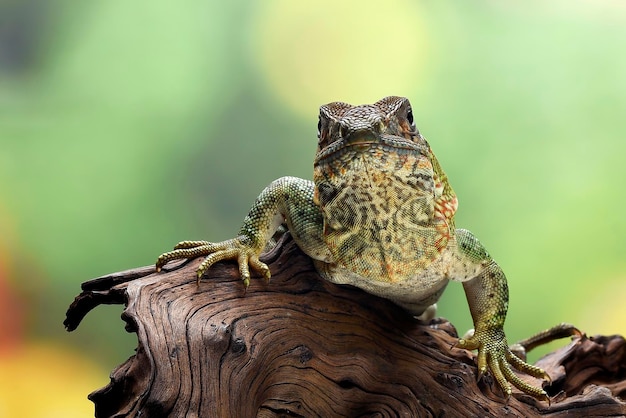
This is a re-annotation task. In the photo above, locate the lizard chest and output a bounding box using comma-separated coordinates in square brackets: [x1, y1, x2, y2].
[313, 145, 452, 283]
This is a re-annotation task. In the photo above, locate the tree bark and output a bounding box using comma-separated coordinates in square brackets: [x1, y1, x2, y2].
[65, 234, 626, 418]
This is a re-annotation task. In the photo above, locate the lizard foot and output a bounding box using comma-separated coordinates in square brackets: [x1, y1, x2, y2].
[155, 237, 271, 288]
[457, 327, 550, 401]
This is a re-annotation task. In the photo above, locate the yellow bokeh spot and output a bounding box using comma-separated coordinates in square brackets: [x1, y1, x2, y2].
[249, 0, 431, 116]
[578, 276, 626, 337]
[0, 342, 107, 418]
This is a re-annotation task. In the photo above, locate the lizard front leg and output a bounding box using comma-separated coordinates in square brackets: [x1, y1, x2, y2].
[156, 176, 325, 287]
[454, 229, 550, 400]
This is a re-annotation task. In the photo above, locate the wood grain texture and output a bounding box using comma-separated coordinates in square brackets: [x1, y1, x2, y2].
[65, 235, 626, 417]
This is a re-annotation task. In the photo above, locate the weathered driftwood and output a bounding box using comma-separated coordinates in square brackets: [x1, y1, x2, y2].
[65, 234, 626, 417]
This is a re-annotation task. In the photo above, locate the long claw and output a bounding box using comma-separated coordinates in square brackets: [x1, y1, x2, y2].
[514, 323, 582, 354]
[174, 240, 210, 250]
[500, 357, 547, 400]
[507, 351, 549, 380]
[488, 355, 512, 398]
[476, 344, 488, 379]
[249, 256, 271, 283]
[156, 244, 215, 271]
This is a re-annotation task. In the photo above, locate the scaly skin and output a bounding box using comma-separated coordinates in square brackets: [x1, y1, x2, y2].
[156, 96, 550, 400]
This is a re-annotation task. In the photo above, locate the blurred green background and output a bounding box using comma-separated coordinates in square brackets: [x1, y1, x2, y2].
[1, 1, 625, 415]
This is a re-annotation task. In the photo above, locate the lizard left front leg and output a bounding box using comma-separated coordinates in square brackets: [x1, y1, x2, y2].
[455, 230, 549, 400]
[155, 176, 325, 288]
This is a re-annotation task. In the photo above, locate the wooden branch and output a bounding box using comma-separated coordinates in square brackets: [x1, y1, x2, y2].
[65, 234, 626, 417]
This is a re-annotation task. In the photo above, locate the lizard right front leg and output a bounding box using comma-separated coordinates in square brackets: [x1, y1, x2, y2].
[155, 176, 322, 288]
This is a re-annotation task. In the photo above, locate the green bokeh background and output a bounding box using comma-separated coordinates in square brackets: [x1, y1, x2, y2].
[1, 1, 625, 414]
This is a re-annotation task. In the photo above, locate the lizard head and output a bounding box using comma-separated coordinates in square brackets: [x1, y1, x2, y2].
[313, 96, 434, 195]
[314, 96, 427, 162]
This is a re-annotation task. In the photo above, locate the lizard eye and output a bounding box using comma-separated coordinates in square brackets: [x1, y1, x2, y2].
[317, 116, 322, 139]
[407, 108, 415, 129]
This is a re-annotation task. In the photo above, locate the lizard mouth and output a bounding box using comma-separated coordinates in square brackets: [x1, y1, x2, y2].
[344, 139, 377, 148]
[314, 134, 427, 164]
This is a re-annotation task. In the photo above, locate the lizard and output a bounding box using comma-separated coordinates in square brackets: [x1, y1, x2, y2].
[156, 96, 552, 400]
